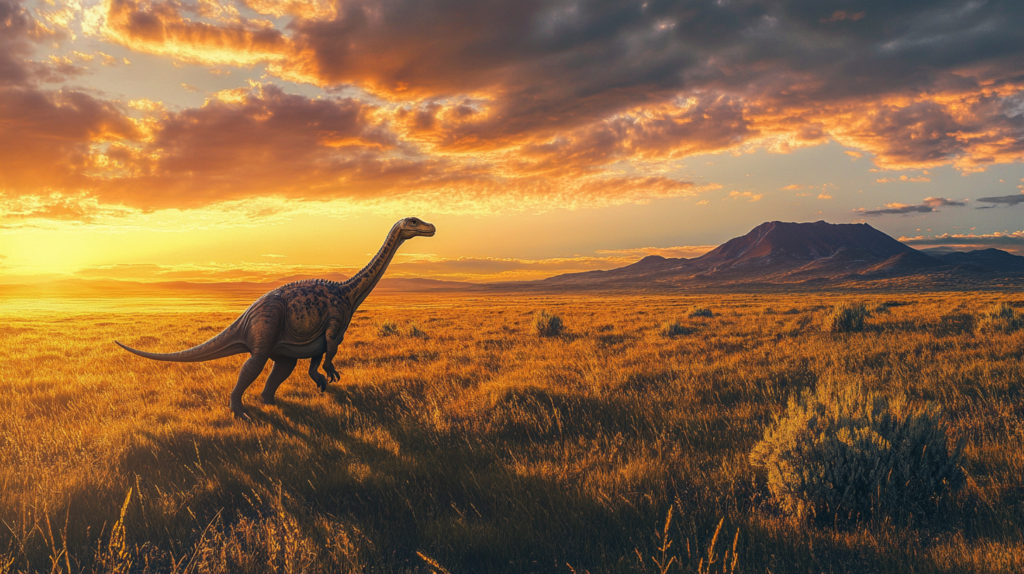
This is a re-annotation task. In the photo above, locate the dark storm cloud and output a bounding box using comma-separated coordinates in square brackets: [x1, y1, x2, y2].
[0, 0, 39, 86]
[299, 3, 1019, 97]
[99, 0, 1024, 146]
[977, 192, 1024, 206]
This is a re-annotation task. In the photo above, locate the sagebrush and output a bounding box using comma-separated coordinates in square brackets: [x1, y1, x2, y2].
[534, 310, 563, 337]
[976, 302, 1021, 333]
[660, 321, 689, 337]
[825, 302, 869, 332]
[750, 378, 965, 525]
[688, 306, 714, 318]
[377, 320, 399, 337]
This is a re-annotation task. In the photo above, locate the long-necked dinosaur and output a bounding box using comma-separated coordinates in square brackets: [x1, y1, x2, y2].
[116, 217, 435, 419]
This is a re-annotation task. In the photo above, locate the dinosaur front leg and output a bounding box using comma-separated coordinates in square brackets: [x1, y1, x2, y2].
[230, 354, 269, 419]
[261, 357, 297, 405]
[308, 353, 329, 393]
[323, 321, 343, 384]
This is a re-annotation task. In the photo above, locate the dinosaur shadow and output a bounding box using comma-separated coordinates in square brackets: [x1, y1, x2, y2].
[105, 376, 1011, 574]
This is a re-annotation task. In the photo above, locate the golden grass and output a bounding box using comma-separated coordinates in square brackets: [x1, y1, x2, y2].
[1, 292, 1022, 573]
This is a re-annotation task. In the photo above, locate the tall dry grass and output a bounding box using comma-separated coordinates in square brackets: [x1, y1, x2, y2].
[0, 292, 1022, 573]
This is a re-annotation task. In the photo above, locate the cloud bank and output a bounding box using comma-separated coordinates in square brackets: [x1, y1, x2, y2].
[859, 197, 967, 216]
[3, 0, 1024, 219]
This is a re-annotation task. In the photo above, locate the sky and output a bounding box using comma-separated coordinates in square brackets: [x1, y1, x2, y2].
[1, 0, 1023, 284]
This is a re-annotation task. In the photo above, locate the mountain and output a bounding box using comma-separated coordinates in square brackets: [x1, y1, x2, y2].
[932, 249, 1024, 272]
[524, 221, 1024, 291]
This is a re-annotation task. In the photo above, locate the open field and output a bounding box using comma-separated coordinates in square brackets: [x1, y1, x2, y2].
[1, 292, 1023, 573]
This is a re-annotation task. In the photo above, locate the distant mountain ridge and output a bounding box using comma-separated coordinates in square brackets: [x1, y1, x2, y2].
[4, 221, 1021, 297]
[524, 221, 1024, 291]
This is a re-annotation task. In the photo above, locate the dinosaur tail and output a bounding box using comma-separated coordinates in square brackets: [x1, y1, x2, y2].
[115, 322, 249, 362]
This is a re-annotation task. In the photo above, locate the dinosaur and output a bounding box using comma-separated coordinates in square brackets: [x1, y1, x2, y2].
[115, 217, 436, 419]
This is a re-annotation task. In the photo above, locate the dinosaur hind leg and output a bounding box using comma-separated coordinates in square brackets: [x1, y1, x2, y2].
[230, 354, 269, 419]
[308, 353, 329, 393]
[261, 357, 297, 405]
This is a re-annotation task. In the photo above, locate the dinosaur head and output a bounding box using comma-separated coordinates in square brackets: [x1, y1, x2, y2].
[399, 217, 436, 240]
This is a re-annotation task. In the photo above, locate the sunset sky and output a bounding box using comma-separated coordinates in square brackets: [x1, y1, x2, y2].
[2, 0, 1023, 284]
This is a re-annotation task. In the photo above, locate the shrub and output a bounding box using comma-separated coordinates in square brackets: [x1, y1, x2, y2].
[534, 310, 563, 337]
[870, 302, 892, 315]
[826, 302, 869, 333]
[406, 324, 429, 339]
[750, 380, 964, 525]
[660, 321, 689, 337]
[976, 302, 1021, 333]
[377, 320, 399, 337]
[688, 306, 714, 318]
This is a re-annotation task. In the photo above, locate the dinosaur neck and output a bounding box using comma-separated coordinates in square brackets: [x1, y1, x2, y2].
[345, 222, 404, 309]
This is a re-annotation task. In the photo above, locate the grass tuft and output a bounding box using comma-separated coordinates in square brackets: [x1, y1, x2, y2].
[976, 302, 1021, 333]
[533, 310, 563, 337]
[825, 302, 869, 332]
[660, 321, 690, 337]
[406, 324, 429, 339]
[688, 306, 714, 318]
[377, 320, 399, 337]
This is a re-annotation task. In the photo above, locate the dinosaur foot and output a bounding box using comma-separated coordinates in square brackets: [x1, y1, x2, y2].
[324, 365, 340, 383]
[230, 401, 251, 421]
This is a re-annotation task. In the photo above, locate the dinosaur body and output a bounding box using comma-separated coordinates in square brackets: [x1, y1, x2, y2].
[116, 217, 435, 418]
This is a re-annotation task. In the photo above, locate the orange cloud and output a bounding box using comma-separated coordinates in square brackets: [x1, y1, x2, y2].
[87, 0, 294, 69]
[728, 191, 763, 202]
[0, 87, 139, 191]
[876, 175, 932, 183]
[596, 245, 716, 260]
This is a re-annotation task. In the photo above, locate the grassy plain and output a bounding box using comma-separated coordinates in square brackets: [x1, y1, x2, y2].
[0, 292, 1022, 573]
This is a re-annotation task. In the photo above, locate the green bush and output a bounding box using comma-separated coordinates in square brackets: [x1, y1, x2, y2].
[750, 380, 964, 525]
[976, 302, 1021, 333]
[534, 310, 563, 337]
[377, 320, 399, 337]
[688, 306, 714, 318]
[660, 321, 689, 337]
[826, 302, 869, 332]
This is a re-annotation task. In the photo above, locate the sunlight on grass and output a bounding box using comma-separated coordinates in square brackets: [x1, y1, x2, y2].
[0, 293, 1022, 572]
